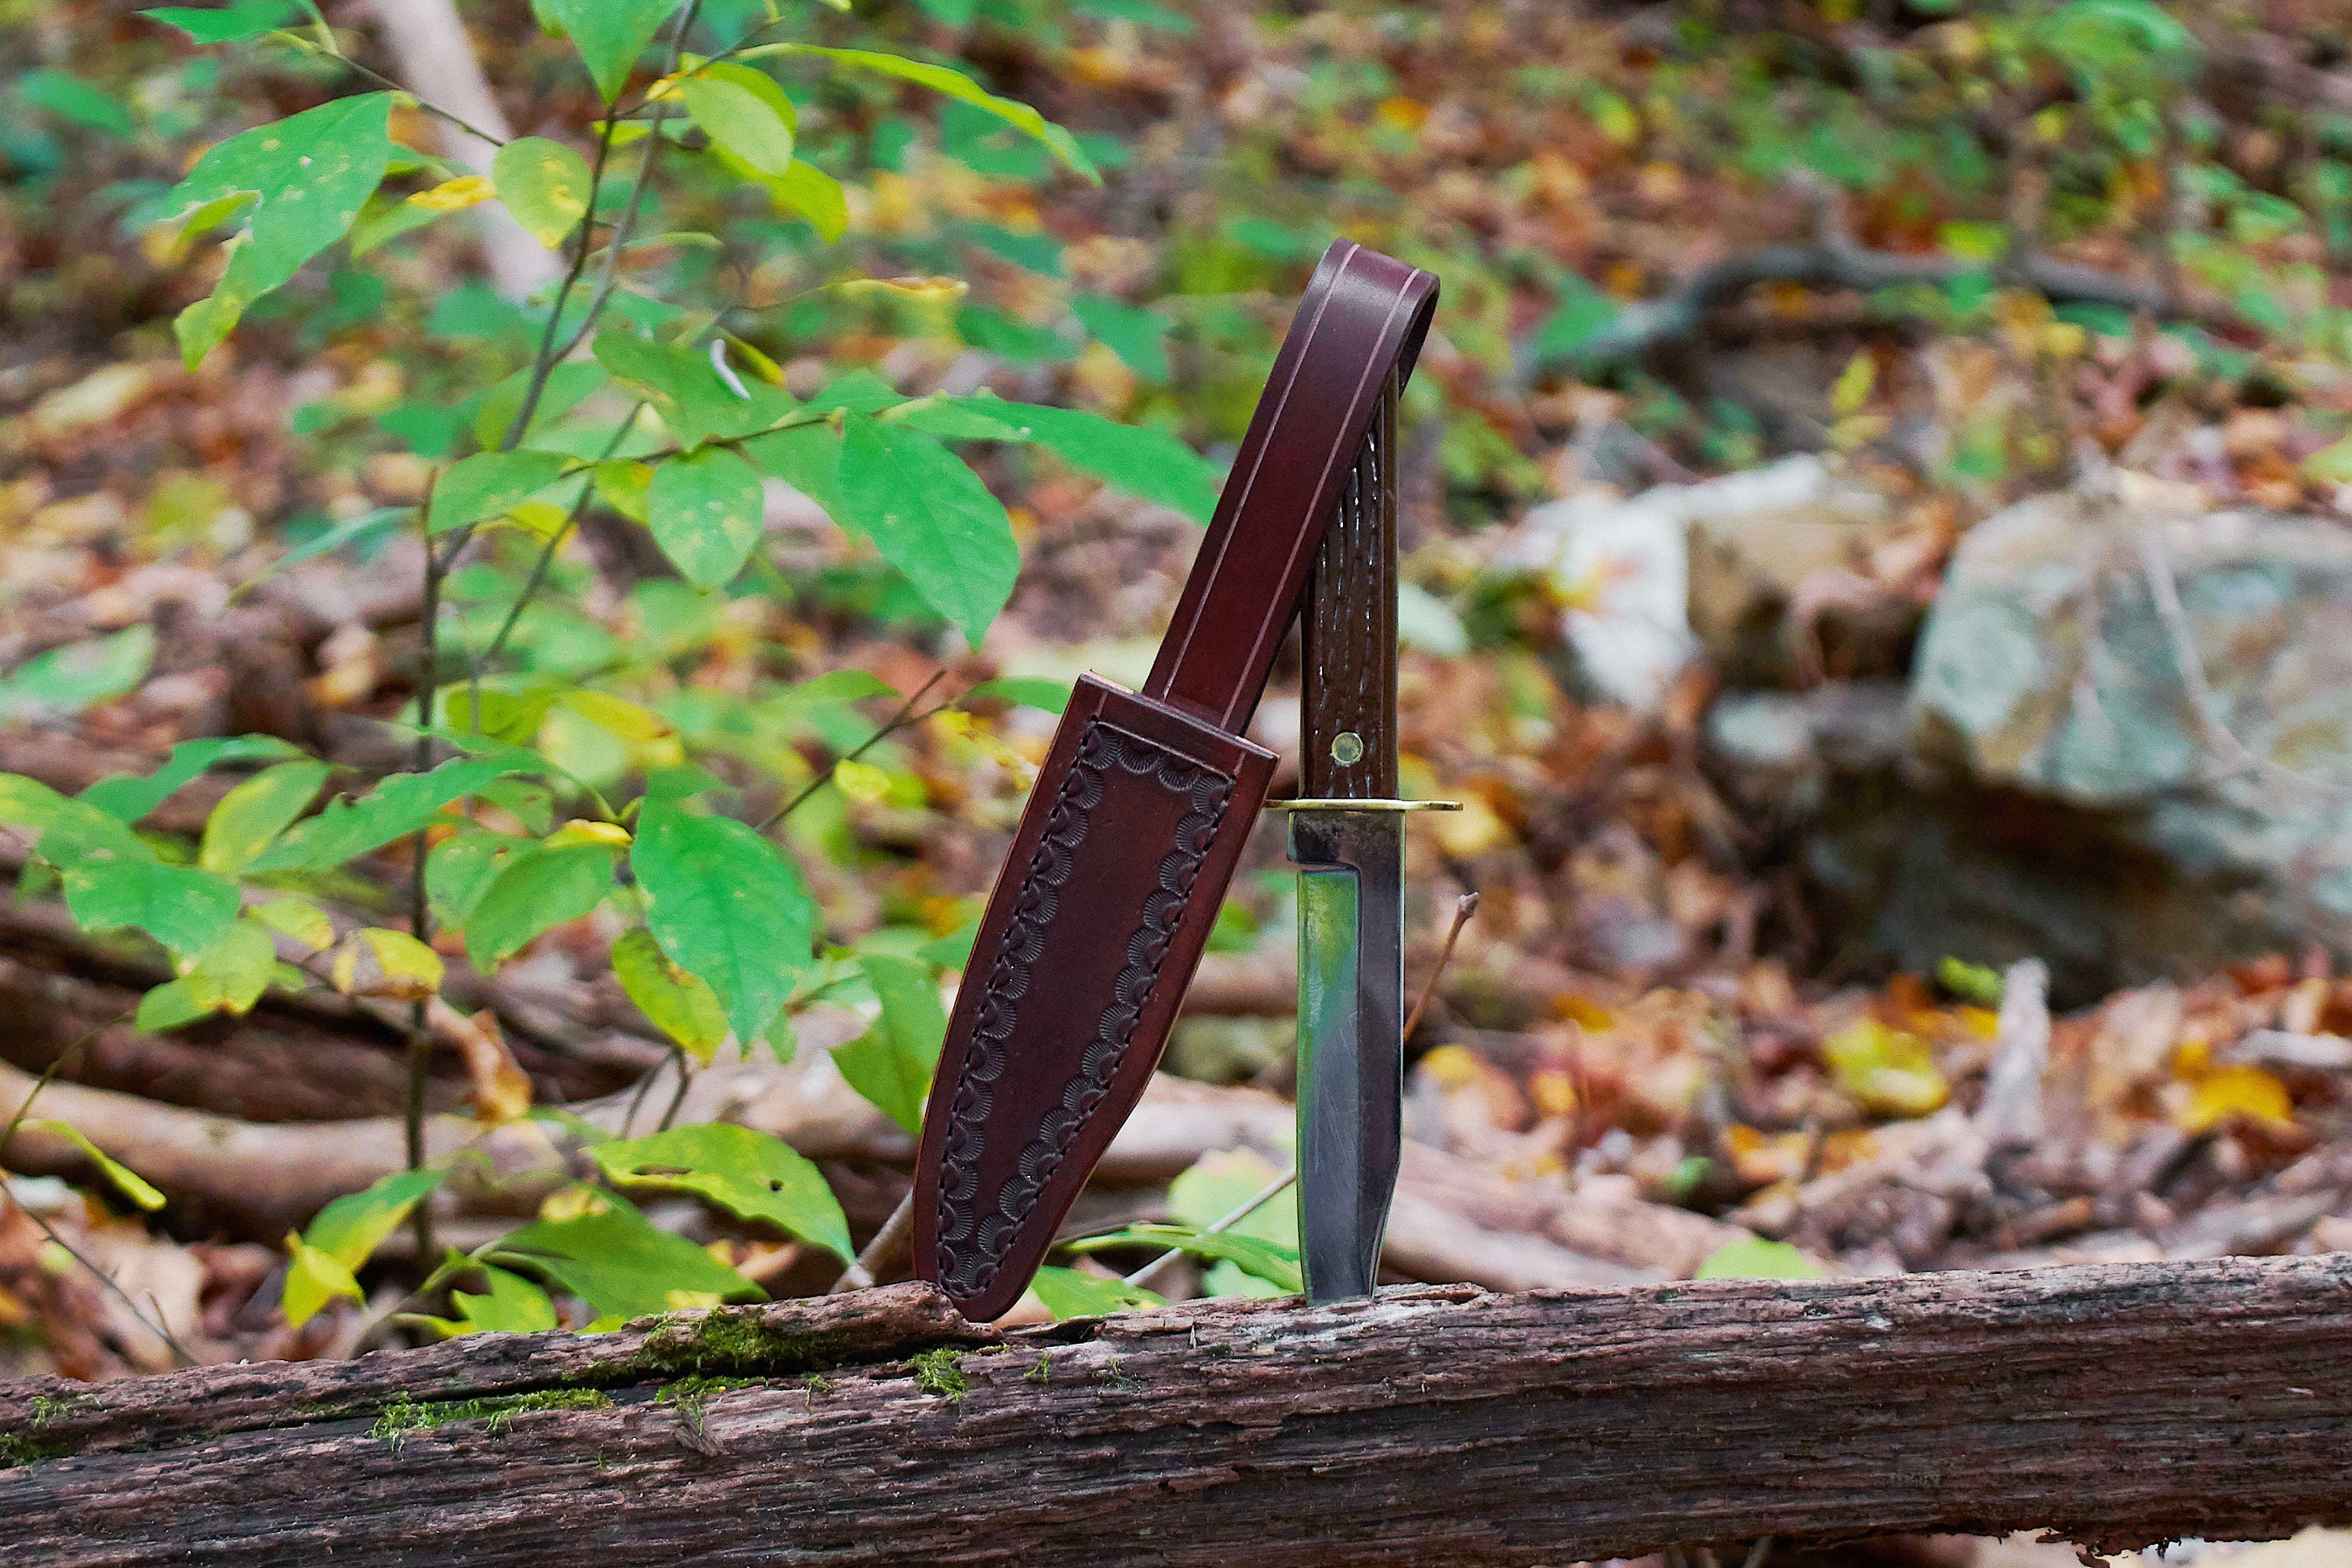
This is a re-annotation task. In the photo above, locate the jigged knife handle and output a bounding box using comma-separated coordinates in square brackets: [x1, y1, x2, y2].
[914, 241, 1439, 1322]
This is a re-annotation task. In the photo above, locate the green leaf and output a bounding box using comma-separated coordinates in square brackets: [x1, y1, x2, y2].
[199, 760, 328, 873]
[282, 1238, 362, 1328]
[306, 1168, 447, 1272]
[78, 735, 303, 824]
[140, 0, 297, 44]
[760, 161, 848, 242]
[964, 677, 1070, 714]
[135, 978, 209, 1033]
[474, 361, 607, 453]
[0, 775, 148, 863]
[593, 328, 795, 446]
[491, 136, 595, 249]
[426, 450, 573, 534]
[19, 70, 133, 138]
[463, 842, 614, 970]
[834, 412, 1018, 647]
[0, 626, 156, 722]
[236, 507, 410, 596]
[1071, 295, 1169, 381]
[1029, 1266, 1161, 1319]
[831, 953, 945, 1134]
[1534, 278, 1623, 365]
[22, 1121, 165, 1211]
[753, 45, 1096, 181]
[647, 446, 765, 590]
[537, 0, 684, 102]
[1064, 1223, 1301, 1294]
[495, 1201, 760, 1318]
[592, 329, 795, 448]
[347, 189, 445, 258]
[158, 93, 398, 366]
[62, 853, 241, 960]
[426, 830, 526, 929]
[611, 926, 731, 1061]
[179, 917, 280, 1014]
[1693, 1236, 1831, 1281]
[590, 1123, 851, 1259]
[631, 802, 814, 1046]
[429, 1267, 559, 1335]
[249, 753, 541, 872]
[915, 397, 1218, 524]
[676, 63, 797, 177]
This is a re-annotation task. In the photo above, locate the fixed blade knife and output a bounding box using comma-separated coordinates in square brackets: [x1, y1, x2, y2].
[913, 241, 1439, 1323]
[1283, 368, 1454, 1303]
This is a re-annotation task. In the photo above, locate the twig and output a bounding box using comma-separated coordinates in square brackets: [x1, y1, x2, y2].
[1403, 891, 1479, 1043]
[756, 670, 951, 832]
[0, 1011, 127, 1167]
[286, 36, 510, 152]
[829, 1189, 916, 1293]
[1123, 1167, 1298, 1292]
[5, 1195, 194, 1369]
[548, 2, 704, 367]
[405, 474, 448, 1262]
[654, 1047, 694, 1133]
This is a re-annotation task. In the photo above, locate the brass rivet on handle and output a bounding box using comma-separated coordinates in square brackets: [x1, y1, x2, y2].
[1330, 731, 1364, 765]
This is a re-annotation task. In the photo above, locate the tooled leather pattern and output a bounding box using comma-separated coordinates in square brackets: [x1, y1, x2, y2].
[931, 717, 1235, 1302]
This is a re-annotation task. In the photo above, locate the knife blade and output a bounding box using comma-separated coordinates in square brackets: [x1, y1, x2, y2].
[913, 241, 1439, 1323]
[1287, 372, 1417, 1303]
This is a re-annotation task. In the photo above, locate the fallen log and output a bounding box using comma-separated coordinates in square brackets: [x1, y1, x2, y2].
[5, 1257, 2351, 1565]
[0, 1044, 1736, 1286]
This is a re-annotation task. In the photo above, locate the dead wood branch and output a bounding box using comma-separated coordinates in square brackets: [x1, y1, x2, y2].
[1541, 241, 2234, 374]
[9, 1258, 2352, 1565]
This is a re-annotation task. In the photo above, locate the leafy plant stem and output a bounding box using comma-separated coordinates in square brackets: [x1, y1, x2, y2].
[474, 402, 648, 709]
[405, 479, 448, 1263]
[546, 1, 702, 370]
[756, 670, 949, 832]
[305, 45, 510, 152]
[496, 112, 622, 457]
[655, 1047, 694, 1133]
[0, 1011, 128, 1169]
[1122, 1167, 1296, 1291]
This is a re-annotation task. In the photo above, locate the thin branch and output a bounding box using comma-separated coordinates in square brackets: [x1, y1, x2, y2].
[1123, 1167, 1298, 1292]
[1403, 891, 1479, 1044]
[0, 1011, 126, 1168]
[654, 1048, 695, 1134]
[549, 1, 705, 365]
[8, 1196, 194, 1369]
[757, 670, 951, 833]
[287, 37, 511, 152]
[829, 1189, 916, 1293]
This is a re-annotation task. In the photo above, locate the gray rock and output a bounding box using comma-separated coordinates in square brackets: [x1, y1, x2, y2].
[1704, 481, 2352, 999]
[1909, 484, 2352, 943]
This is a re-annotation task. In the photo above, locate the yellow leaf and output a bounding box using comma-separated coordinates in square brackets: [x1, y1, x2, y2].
[251, 896, 334, 953]
[837, 275, 968, 302]
[1821, 1019, 1948, 1116]
[407, 175, 495, 212]
[24, 1120, 165, 1210]
[833, 758, 891, 803]
[546, 818, 632, 850]
[1830, 350, 1876, 415]
[2180, 1065, 2294, 1133]
[500, 499, 572, 539]
[282, 1235, 362, 1328]
[1375, 96, 1428, 132]
[332, 927, 445, 1002]
[559, 689, 675, 741]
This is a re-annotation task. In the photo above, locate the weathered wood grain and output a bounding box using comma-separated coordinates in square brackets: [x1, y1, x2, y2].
[5, 1256, 2350, 1566]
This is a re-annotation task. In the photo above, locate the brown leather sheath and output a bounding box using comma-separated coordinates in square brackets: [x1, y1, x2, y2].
[913, 240, 1439, 1321]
